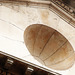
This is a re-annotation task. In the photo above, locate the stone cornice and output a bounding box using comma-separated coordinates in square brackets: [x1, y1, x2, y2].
[0, 0, 75, 27]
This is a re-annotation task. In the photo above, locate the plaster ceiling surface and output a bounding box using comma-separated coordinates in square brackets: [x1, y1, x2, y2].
[0, 1, 75, 75]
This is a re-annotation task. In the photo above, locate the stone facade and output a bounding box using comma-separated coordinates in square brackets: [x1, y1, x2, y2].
[0, 0, 75, 75]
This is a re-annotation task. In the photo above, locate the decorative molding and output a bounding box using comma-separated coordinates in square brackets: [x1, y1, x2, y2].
[0, 0, 75, 27]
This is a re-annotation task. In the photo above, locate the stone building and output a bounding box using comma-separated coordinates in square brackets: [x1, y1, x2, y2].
[0, 0, 75, 75]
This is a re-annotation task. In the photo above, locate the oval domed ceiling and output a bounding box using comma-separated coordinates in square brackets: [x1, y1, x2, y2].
[24, 24, 75, 70]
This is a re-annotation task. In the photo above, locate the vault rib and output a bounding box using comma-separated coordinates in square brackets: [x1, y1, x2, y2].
[43, 41, 68, 61]
[33, 25, 42, 55]
[39, 30, 56, 57]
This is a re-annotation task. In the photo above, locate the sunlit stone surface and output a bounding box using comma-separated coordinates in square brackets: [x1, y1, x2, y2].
[0, 1, 75, 75]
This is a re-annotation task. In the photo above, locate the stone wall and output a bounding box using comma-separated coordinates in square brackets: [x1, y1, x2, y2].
[0, 1, 75, 75]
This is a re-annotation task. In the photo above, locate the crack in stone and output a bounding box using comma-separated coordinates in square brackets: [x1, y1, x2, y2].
[0, 18, 24, 31]
[0, 35, 24, 43]
[0, 18, 24, 43]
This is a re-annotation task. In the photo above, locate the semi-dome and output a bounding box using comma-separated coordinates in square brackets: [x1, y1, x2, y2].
[24, 24, 75, 70]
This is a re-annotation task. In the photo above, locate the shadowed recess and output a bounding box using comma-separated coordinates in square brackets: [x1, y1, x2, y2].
[24, 24, 75, 70]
